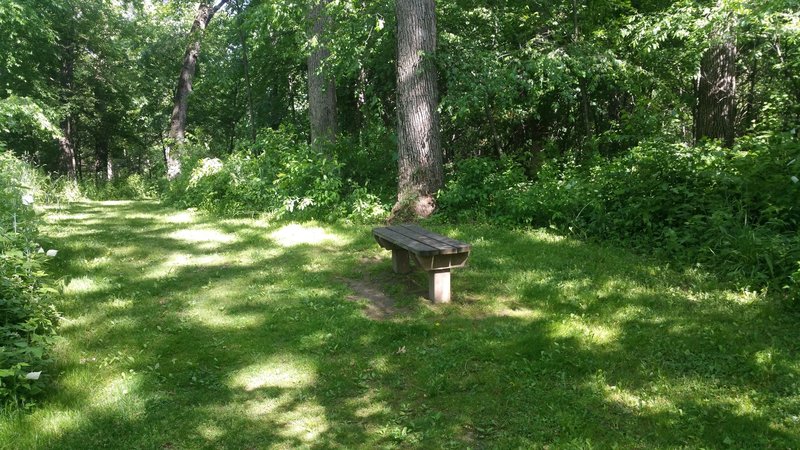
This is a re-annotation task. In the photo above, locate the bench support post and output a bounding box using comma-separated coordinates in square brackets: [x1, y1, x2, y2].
[428, 270, 451, 303]
[392, 249, 411, 274]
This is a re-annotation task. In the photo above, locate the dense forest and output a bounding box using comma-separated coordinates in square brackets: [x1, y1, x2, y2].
[6, 0, 798, 280]
[1, 0, 800, 431]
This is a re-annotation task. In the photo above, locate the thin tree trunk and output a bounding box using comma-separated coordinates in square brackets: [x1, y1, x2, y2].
[74, 118, 83, 181]
[95, 133, 109, 183]
[774, 37, 800, 129]
[486, 95, 502, 157]
[235, 1, 256, 140]
[392, 0, 443, 220]
[288, 74, 298, 130]
[742, 39, 759, 132]
[228, 81, 240, 153]
[165, 0, 229, 179]
[572, 0, 592, 144]
[307, 0, 337, 150]
[695, 39, 737, 148]
[356, 66, 368, 133]
[58, 40, 78, 180]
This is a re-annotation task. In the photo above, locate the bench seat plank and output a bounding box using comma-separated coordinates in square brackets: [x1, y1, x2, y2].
[396, 224, 471, 252]
[373, 225, 470, 256]
[373, 227, 440, 256]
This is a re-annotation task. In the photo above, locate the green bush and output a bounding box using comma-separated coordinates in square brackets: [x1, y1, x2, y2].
[438, 133, 800, 300]
[168, 128, 390, 222]
[438, 157, 527, 224]
[0, 149, 39, 239]
[0, 150, 60, 406]
[78, 174, 160, 201]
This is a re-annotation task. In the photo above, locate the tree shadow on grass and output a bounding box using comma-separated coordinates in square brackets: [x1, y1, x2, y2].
[9, 204, 798, 448]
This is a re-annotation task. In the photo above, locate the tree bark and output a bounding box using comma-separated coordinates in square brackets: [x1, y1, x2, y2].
[94, 132, 110, 183]
[234, 0, 256, 140]
[392, 0, 443, 220]
[695, 39, 737, 148]
[58, 39, 78, 180]
[165, 0, 229, 179]
[307, 0, 337, 150]
[572, 0, 592, 145]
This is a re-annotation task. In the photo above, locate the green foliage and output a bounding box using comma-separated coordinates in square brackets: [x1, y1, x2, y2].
[0, 233, 60, 406]
[439, 133, 800, 300]
[167, 128, 389, 222]
[78, 175, 160, 201]
[0, 151, 59, 407]
[437, 157, 527, 224]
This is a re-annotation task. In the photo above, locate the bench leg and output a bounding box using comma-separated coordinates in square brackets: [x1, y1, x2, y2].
[392, 249, 411, 274]
[428, 270, 451, 303]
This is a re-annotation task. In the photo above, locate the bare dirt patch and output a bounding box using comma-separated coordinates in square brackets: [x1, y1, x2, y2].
[342, 277, 404, 320]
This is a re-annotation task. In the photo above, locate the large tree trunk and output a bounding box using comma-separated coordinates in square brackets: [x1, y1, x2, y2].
[392, 0, 443, 220]
[307, 0, 337, 150]
[165, 0, 229, 179]
[695, 39, 737, 148]
[58, 39, 78, 180]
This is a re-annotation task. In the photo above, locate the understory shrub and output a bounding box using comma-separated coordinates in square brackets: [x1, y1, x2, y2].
[79, 174, 160, 200]
[439, 133, 800, 301]
[168, 128, 390, 222]
[0, 150, 60, 407]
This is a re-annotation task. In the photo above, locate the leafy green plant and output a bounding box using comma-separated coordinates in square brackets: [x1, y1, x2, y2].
[438, 133, 800, 300]
[167, 127, 390, 222]
[438, 157, 527, 224]
[0, 150, 60, 406]
[0, 233, 60, 405]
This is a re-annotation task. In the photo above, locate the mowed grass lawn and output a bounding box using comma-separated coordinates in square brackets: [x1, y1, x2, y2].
[2, 200, 799, 448]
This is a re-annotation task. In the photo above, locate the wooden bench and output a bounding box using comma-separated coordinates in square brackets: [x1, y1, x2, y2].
[372, 224, 471, 303]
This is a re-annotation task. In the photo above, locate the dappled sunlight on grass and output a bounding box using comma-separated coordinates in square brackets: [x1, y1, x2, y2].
[550, 319, 620, 346]
[169, 227, 238, 248]
[348, 390, 391, 419]
[599, 381, 681, 416]
[231, 356, 316, 391]
[35, 410, 83, 440]
[63, 276, 110, 296]
[491, 306, 544, 320]
[184, 298, 265, 330]
[95, 373, 144, 411]
[275, 400, 329, 442]
[160, 210, 197, 225]
[270, 223, 348, 247]
[197, 421, 225, 441]
[245, 391, 295, 416]
[141, 252, 229, 280]
[4, 201, 797, 448]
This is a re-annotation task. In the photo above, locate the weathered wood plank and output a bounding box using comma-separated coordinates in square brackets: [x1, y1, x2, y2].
[373, 227, 440, 256]
[397, 224, 471, 252]
[383, 225, 466, 255]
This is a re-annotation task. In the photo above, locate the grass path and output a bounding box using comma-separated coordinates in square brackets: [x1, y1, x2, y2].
[2, 200, 799, 448]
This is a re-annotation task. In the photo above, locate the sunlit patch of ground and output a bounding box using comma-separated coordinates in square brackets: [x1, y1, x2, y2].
[270, 223, 346, 247]
[2, 201, 797, 449]
[231, 356, 316, 391]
